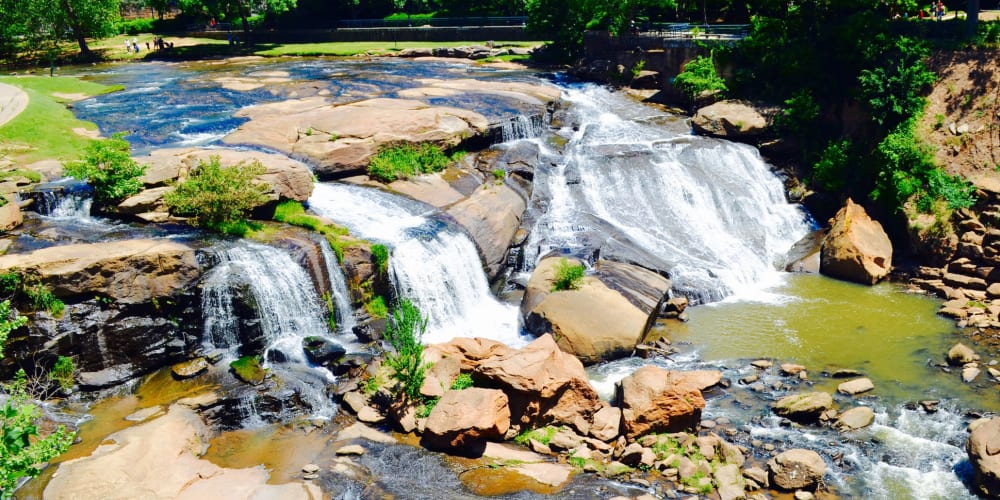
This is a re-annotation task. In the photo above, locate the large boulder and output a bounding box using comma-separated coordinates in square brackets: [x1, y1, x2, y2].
[617, 365, 706, 439]
[772, 392, 834, 424]
[132, 147, 314, 202]
[0, 197, 23, 231]
[767, 448, 826, 491]
[0, 239, 200, 304]
[423, 387, 511, 449]
[691, 100, 771, 139]
[225, 97, 489, 179]
[424, 337, 513, 371]
[446, 183, 526, 279]
[820, 199, 892, 285]
[476, 334, 603, 432]
[522, 257, 670, 364]
[969, 417, 1000, 497]
[44, 405, 321, 499]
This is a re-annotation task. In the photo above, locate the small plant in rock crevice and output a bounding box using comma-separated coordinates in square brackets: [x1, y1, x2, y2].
[551, 258, 585, 291]
[383, 299, 429, 400]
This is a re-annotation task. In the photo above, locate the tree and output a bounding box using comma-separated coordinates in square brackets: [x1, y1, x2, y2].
[64, 133, 146, 206]
[967, 0, 980, 37]
[55, 0, 121, 58]
[178, 0, 297, 46]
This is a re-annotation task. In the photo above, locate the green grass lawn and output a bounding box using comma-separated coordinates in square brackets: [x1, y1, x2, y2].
[252, 40, 542, 57]
[0, 76, 122, 164]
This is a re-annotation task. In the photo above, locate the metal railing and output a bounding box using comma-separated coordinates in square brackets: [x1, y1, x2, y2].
[337, 16, 526, 29]
[643, 23, 749, 39]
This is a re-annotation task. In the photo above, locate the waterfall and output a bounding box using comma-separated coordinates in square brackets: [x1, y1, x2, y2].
[500, 114, 540, 143]
[201, 241, 335, 362]
[29, 179, 95, 220]
[523, 85, 812, 303]
[308, 183, 525, 347]
[317, 238, 358, 338]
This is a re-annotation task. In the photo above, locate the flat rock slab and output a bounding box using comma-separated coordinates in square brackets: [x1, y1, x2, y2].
[124, 406, 164, 423]
[835, 406, 875, 431]
[482, 442, 545, 463]
[336, 422, 396, 444]
[510, 462, 573, 487]
[837, 378, 875, 395]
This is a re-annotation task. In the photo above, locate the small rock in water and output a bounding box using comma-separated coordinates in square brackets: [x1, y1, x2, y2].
[947, 343, 979, 366]
[751, 360, 773, 369]
[920, 400, 940, 413]
[794, 491, 816, 500]
[963, 366, 982, 383]
[302, 463, 320, 473]
[831, 368, 863, 378]
[837, 377, 874, 395]
[780, 363, 806, 376]
[740, 374, 759, 384]
[303, 473, 319, 480]
[171, 358, 209, 379]
[336, 445, 365, 456]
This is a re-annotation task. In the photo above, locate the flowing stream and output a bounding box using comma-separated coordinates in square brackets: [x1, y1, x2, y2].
[308, 182, 525, 347]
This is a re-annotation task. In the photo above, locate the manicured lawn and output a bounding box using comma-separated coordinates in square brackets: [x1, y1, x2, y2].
[252, 40, 542, 57]
[0, 76, 122, 164]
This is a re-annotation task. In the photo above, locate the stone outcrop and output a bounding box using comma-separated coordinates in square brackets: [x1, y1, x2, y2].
[820, 199, 893, 285]
[446, 183, 526, 279]
[0, 197, 23, 231]
[225, 97, 489, 179]
[968, 417, 1000, 497]
[0, 239, 200, 304]
[522, 257, 670, 364]
[691, 100, 771, 139]
[423, 387, 511, 449]
[772, 392, 834, 423]
[618, 365, 706, 439]
[768, 448, 826, 491]
[44, 404, 321, 500]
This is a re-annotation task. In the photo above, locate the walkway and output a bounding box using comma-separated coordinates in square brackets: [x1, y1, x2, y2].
[0, 82, 27, 128]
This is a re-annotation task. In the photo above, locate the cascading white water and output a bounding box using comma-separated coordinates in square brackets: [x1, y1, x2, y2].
[500, 114, 539, 142]
[308, 182, 525, 347]
[201, 242, 335, 361]
[48, 192, 93, 218]
[318, 238, 358, 339]
[523, 85, 812, 303]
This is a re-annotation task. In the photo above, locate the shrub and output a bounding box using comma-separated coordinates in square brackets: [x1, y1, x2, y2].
[371, 244, 389, 274]
[383, 299, 429, 399]
[0, 270, 64, 317]
[48, 356, 74, 392]
[812, 140, 852, 192]
[673, 55, 727, 101]
[64, 133, 146, 205]
[0, 300, 26, 359]
[164, 156, 270, 233]
[450, 373, 474, 390]
[367, 143, 458, 183]
[514, 426, 558, 446]
[551, 258, 585, 291]
[857, 36, 935, 129]
[365, 296, 388, 319]
[416, 396, 438, 418]
[117, 17, 155, 35]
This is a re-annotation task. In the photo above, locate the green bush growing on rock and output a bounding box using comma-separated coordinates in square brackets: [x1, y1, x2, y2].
[371, 244, 389, 274]
[366, 143, 459, 183]
[416, 396, 438, 418]
[551, 258, 585, 292]
[673, 55, 727, 101]
[64, 133, 146, 205]
[164, 156, 269, 236]
[383, 299, 429, 400]
[0, 302, 73, 499]
[365, 296, 388, 319]
[48, 356, 74, 392]
[0, 270, 64, 317]
[450, 373, 474, 390]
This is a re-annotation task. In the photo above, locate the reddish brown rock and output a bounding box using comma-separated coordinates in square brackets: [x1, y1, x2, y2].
[768, 449, 826, 491]
[618, 365, 706, 439]
[969, 417, 1000, 497]
[820, 199, 892, 285]
[423, 388, 510, 449]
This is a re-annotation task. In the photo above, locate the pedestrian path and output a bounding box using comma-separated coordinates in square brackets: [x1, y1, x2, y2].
[0, 82, 28, 128]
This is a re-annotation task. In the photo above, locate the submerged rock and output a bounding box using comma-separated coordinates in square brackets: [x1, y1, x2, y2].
[820, 199, 892, 285]
[229, 355, 266, 385]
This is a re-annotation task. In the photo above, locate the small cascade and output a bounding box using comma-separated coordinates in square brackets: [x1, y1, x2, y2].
[521, 85, 812, 303]
[499, 114, 541, 143]
[26, 179, 95, 219]
[317, 238, 358, 339]
[308, 183, 525, 347]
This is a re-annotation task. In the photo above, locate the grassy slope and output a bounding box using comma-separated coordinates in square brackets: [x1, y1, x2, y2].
[0, 76, 121, 164]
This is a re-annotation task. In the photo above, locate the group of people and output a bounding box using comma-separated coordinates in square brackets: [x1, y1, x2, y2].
[124, 36, 173, 55]
[915, 1, 947, 20]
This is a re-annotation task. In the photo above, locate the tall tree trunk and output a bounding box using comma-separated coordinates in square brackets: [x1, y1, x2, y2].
[236, 0, 253, 47]
[60, 0, 91, 58]
[967, 0, 980, 38]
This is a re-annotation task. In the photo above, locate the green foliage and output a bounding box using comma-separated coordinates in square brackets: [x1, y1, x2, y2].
[383, 299, 429, 400]
[857, 36, 936, 129]
[450, 373, 474, 390]
[371, 244, 389, 274]
[416, 396, 438, 418]
[0, 270, 64, 317]
[0, 300, 27, 360]
[164, 155, 269, 232]
[513, 425, 558, 446]
[64, 133, 145, 205]
[978, 20, 1000, 46]
[367, 143, 457, 183]
[672, 55, 727, 100]
[873, 122, 976, 213]
[812, 140, 852, 192]
[321, 291, 337, 332]
[492, 169, 505, 181]
[551, 258, 585, 291]
[631, 59, 646, 79]
[365, 296, 388, 319]
[48, 356, 74, 392]
[229, 355, 267, 385]
[775, 90, 820, 135]
[117, 17, 155, 35]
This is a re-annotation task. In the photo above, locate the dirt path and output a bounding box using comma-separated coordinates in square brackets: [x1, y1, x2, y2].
[0, 82, 28, 128]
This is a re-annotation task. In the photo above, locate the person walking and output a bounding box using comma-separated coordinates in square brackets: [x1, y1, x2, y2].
[936, 1, 945, 20]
